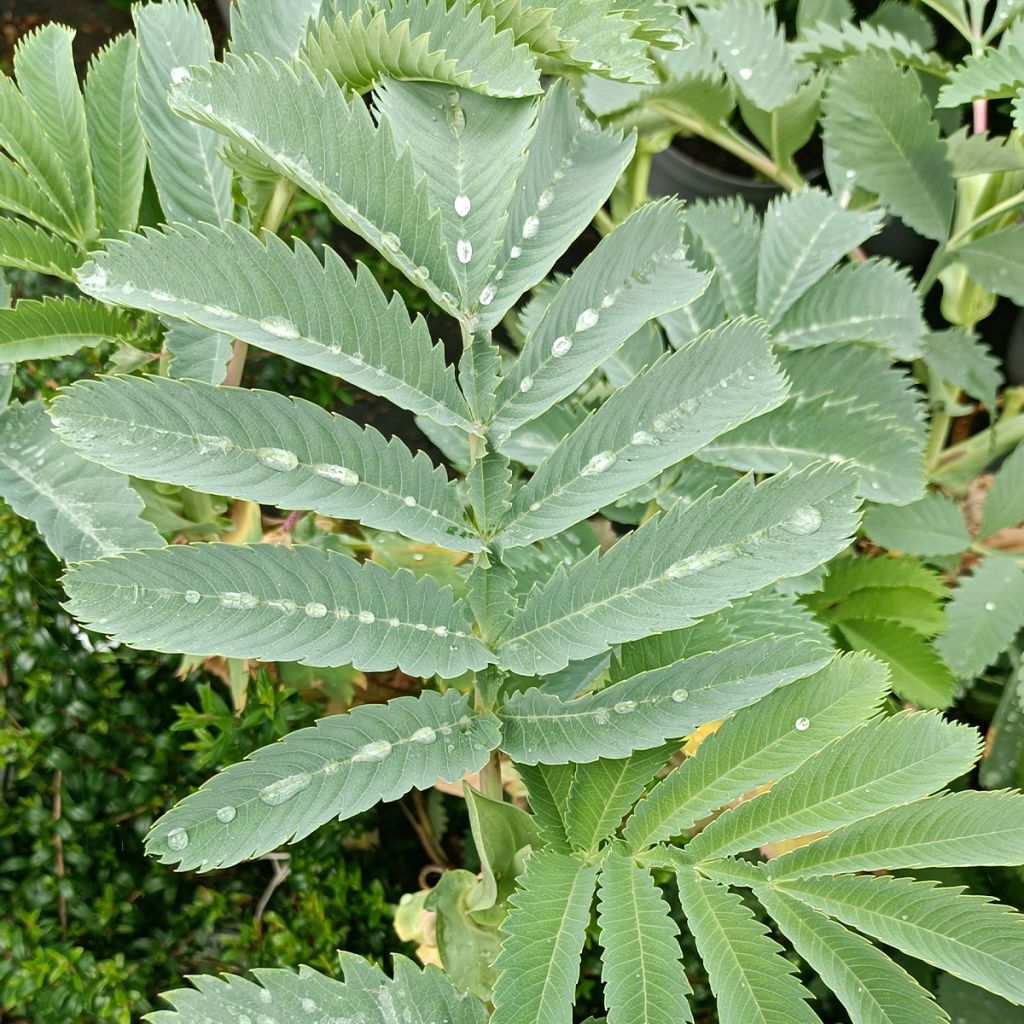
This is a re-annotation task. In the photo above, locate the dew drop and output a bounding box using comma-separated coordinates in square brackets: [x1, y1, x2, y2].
[255, 447, 299, 472]
[411, 726, 437, 744]
[259, 316, 300, 340]
[314, 463, 359, 486]
[259, 773, 312, 805]
[529, 501, 542, 512]
[454, 194, 471, 217]
[184, 590, 201, 605]
[166, 828, 189, 851]
[582, 450, 616, 476]
[985, 601, 996, 611]
[519, 376, 534, 393]
[300, 998, 317, 1013]
[666, 547, 737, 578]
[795, 717, 811, 732]
[630, 430, 659, 447]
[510, 245, 523, 259]
[354, 610, 374, 625]
[594, 708, 611, 725]
[353, 739, 392, 762]
[522, 215, 540, 239]
[784, 505, 822, 536]
[380, 232, 400, 253]
[434, 625, 449, 637]
[672, 688, 689, 703]
[216, 805, 237, 823]
[537, 189, 555, 211]
[575, 308, 599, 332]
[551, 336, 572, 357]
[170, 65, 190, 85]
[196, 433, 230, 454]
[219, 591, 259, 609]
[738, 67, 753, 80]
[479, 283, 497, 306]
[77, 266, 107, 291]
[259, 989, 272, 1004]
[305, 602, 328, 619]
[456, 239, 473, 264]
[614, 700, 637, 715]
[601, 294, 617, 309]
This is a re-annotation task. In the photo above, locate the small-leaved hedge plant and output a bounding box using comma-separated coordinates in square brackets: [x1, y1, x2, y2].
[6, 1, 1024, 1022]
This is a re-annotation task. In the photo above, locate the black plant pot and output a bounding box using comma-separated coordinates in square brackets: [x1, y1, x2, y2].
[649, 144, 935, 274]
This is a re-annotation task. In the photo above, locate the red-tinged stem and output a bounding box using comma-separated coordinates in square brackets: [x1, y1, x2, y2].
[974, 98, 988, 134]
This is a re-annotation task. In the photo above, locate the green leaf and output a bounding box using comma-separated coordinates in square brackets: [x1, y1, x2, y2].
[623, 652, 889, 851]
[756, 189, 881, 324]
[497, 318, 787, 548]
[981, 442, 1024, 535]
[773, 258, 923, 359]
[955, 225, 1024, 303]
[146, 688, 498, 871]
[685, 712, 980, 862]
[516, 762, 574, 847]
[305, 0, 541, 98]
[490, 201, 708, 438]
[0, 297, 133, 364]
[0, 400, 163, 562]
[921, 327, 1003, 410]
[696, 0, 799, 110]
[13, 24, 96, 239]
[85, 33, 146, 237]
[769, 790, 1024, 878]
[757, 886, 948, 1024]
[793, 18, 949, 76]
[170, 53, 462, 307]
[74, 223, 474, 432]
[228, 0, 321, 59]
[476, 81, 637, 330]
[700, 344, 926, 504]
[775, 873, 1024, 1004]
[0, 151, 73, 237]
[938, 974, 1024, 1024]
[499, 637, 831, 766]
[946, 127, 1024, 177]
[62, 543, 492, 678]
[566, 747, 670, 853]
[164, 320, 232, 384]
[738, 74, 824, 167]
[146, 955, 488, 1024]
[0, 217, 81, 280]
[675, 870, 819, 1024]
[938, 35, 1024, 108]
[52, 376, 481, 552]
[497, 464, 858, 675]
[374, 80, 535, 308]
[936, 556, 1024, 679]
[134, 0, 233, 226]
[491, 849, 598, 1024]
[833, 618, 954, 696]
[823, 54, 955, 241]
[863, 492, 970, 556]
[597, 850, 693, 1024]
[810, 554, 948, 599]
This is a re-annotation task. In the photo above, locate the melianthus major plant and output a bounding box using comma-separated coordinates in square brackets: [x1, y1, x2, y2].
[6, 0, 1024, 1022]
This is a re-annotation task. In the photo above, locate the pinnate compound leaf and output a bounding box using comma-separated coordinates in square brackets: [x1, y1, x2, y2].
[52, 376, 481, 552]
[939, 36, 1024, 108]
[62, 544, 492, 678]
[305, 0, 540, 98]
[148, 957, 487, 1024]
[497, 318, 787, 548]
[497, 464, 858, 675]
[823, 54, 954, 241]
[685, 713, 980, 862]
[146, 688, 498, 871]
[134, 0, 233, 227]
[775, 873, 1024, 1004]
[0, 218, 81, 280]
[770, 790, 1024, 879]
[794, 18, 949, 76]
[13, 24, 96, 239]
[597, 850, 693, 1024]
[170, 53, 462, 305]
[75, 223, 474, 432]
[936, 556, 1024, 679]
[491, 850, 598, 1024]
[756, 188, 881, 324]
[675, 870, 819, 1024]
[491, 200, 708, 438]
[516, 762, 574, 847]
[696, 0, 799, 110]
[863, 492, 970, 556]
[477, 81, 636, 330]
[623, 652, 889, 851]
[84, 33, 146, 237]
[0, 401, 163, 562]
[0, 297, 133, 364]
[981, 442, 1024, 536]
[756, 886, 949, 1024]
[954, 224, 1024, 303]
[773, 258, 924, 359]
[499, 637, 831, 766]
[700, 344, 926, 504]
